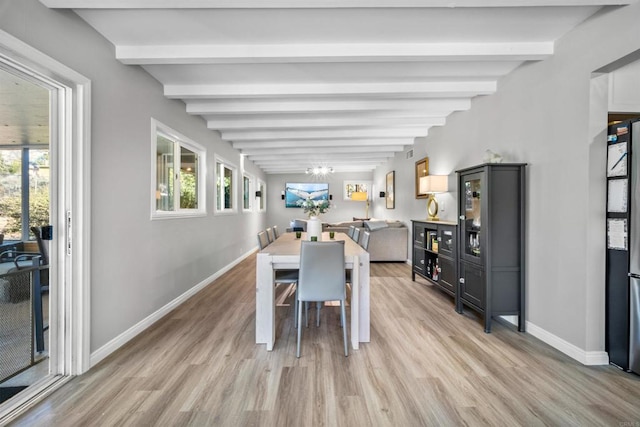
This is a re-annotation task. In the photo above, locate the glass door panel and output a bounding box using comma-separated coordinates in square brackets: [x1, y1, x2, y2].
[462, 172, 482, 262]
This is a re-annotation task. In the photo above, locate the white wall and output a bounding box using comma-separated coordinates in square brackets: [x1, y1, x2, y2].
[373, 4, 640, 358]
[0, 0, 267, 353]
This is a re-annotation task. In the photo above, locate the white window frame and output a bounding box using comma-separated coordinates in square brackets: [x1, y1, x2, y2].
[215, 156, 238, 214]
[257, 179, 266, 213]
[151, 118, 206, 220]
[242, 172, 254, 212]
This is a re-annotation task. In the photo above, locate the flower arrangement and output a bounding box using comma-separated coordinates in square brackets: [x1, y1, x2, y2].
[297, 197, 331, 218]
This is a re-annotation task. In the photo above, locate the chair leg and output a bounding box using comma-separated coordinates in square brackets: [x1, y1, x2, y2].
[316, 302, 321, 327]
[341, 300, 348, 357]
[305, 302, 309, 328]
[294, 283, 298, 329]
[297, 299, 304, 358]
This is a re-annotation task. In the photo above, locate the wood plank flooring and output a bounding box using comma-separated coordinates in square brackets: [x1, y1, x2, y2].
[11, 255, 640, 426]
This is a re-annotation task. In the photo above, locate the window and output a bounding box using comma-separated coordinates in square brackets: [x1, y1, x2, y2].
[152, 119, 205, 219]
[215, 157, 237, 213]
[243, 174, 253, 211]
[257, 179, 266, 212]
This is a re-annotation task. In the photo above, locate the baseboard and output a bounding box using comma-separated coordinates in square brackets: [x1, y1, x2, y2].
[90, 247, 257, 368]
[500, 315, 609, 366]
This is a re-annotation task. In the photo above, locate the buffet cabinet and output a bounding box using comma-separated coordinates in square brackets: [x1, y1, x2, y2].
[457, 163, 526, 333]
[411, 220, 458, 305]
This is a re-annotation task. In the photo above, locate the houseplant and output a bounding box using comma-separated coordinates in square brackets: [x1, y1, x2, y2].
[297, 197, 330, 218]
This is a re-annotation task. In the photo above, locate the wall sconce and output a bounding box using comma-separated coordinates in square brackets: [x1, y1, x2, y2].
[329, 194, 333, 200]
[419, 175, 448, 221]
[379, 191, 386, 198]
[281, 190, 285, 200]
[351, 191, 370, 219]
[255, 190, 262, 198]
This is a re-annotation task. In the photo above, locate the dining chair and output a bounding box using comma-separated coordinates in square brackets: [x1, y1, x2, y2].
[296, 240, 348, 358]
[352, 227, 361, 244]
[347, 225, 355, 239]
[257, 231, 270, 250]
[360, 230, 371, 251]
[266, 227, 275, 243]
[273, 225, 280, 239]
[258, 230, 300, 324]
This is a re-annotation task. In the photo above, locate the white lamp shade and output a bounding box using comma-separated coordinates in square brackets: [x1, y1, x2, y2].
[420, 175, 448, 194]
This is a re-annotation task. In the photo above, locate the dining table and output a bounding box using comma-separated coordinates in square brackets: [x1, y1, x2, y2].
[256, 231, 370, 351]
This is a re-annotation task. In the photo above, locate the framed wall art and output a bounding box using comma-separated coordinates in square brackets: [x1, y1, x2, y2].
[415, 157, 429, 199]
[386, 171, 395, 209]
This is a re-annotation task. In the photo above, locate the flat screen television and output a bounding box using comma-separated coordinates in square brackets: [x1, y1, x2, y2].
[285, 182, 329, 208]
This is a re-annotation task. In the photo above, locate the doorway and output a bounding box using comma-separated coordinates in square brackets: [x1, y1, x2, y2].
[0, 30, 90, 423]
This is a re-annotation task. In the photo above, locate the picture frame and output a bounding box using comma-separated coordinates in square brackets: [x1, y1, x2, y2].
[386, 171, 395, 209]
[343, 180, 372, 201]
[284, 182, 329, 208]
[415, 157, 429, 199]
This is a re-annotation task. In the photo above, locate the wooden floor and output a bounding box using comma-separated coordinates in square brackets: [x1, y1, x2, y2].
[12, 256, 640, 426]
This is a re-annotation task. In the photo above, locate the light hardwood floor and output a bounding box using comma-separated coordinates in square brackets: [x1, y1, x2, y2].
[11, 255, 640, 426]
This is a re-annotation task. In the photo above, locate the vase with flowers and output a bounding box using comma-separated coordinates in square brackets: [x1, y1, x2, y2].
[297, 197, 330, 240]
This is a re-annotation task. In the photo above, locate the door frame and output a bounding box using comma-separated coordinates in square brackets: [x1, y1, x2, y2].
[0, 30, 91, 422]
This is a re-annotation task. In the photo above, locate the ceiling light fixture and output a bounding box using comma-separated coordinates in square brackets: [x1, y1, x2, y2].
[306, 166, 334, 175]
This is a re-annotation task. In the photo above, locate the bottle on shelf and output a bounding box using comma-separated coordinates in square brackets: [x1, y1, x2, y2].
[427, 259, 432, 278]
[433, 258, 439, 281]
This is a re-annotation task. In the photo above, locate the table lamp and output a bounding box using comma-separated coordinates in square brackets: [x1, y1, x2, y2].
[351, 191, 369, 219]
[419, 175, 448, 221]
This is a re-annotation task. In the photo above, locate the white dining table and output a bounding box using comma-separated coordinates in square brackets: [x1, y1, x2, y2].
[256, 231, 370, 351]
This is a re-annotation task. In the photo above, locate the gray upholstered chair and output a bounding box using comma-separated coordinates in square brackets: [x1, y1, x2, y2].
[352, 227, 361, 244]
[296, 240, 348, 358]
[266, 227, 275, 243]
[273, 225, 280, 239]
[347, 225, 355, 239]
[257, 231, 270, 250]
[360, 230, 371, 251]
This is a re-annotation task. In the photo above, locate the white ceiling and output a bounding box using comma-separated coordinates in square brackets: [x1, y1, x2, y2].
[40, 0, 636, 174]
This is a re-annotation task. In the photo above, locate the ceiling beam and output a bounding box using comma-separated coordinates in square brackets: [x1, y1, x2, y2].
[41, 0, 636, 8]
[250, 152, 396, 161]
[241, 145, 404, 156]
[233, 138, 413, 149]
[119, 43, 552, 65]
[208, 116, 445, 130]
[186, 98, 471, 115]
[221, 127, 428, 141]
[166, 81, 496, 99]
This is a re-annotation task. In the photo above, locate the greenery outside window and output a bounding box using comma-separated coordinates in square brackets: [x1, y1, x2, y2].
[216, 157, 237, 213]
[152, 119, 205, 219]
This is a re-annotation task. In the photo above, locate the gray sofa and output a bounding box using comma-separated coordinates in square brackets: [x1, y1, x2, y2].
[290, 218, 408, 262]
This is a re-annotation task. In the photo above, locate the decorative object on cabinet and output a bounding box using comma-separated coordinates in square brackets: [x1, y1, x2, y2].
[415, 157, 429, 199]
[418, 175, 448, 221]
[351, 190, 370, 218]
[411, 220, 458, 304]
[456, 163, 526, 333]
[385, 171, 395, 209]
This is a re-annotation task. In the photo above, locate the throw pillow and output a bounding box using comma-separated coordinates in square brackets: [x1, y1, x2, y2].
[364, 220, 389, 231]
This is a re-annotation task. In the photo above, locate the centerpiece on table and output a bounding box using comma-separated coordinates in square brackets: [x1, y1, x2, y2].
[297, 197, 330, 241]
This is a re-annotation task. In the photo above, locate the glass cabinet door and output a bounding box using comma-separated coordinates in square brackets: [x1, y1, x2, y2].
[460, 171, 482, 263]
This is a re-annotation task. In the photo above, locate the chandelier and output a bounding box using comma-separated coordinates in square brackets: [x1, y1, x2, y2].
[306, 166, 334, 175]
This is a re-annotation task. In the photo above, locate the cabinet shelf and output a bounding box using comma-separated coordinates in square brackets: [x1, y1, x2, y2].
[412, 220, 458, 301]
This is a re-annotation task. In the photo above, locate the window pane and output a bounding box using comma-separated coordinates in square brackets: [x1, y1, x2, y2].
[156, 135, 174, 211]
[224, 166, 233, 209]
[179, 146, 198, 209]
[243, 176, 250, 209]
[29, 149, 50, 232]
[0, 149, 23, 240]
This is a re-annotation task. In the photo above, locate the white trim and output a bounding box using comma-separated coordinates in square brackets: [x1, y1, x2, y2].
[89, 247, 257, 367]
[501, 316, 609, 366]
[151, 118, 207, 219]
[0, 29, 91, 418]
[214, 155, 238, 214]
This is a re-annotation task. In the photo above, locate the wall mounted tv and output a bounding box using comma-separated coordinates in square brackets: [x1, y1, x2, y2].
[285, 182, 329, 208]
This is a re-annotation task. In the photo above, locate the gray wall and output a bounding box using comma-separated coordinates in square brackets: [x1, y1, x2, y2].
[0, 0, 267, 352]
[373, 4, 640, 353]
[266, 172, 377, 229]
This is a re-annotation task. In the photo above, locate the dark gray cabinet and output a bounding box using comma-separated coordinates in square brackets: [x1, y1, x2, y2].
[411, 220, 458, 304]
[457, 163, 526, 333]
